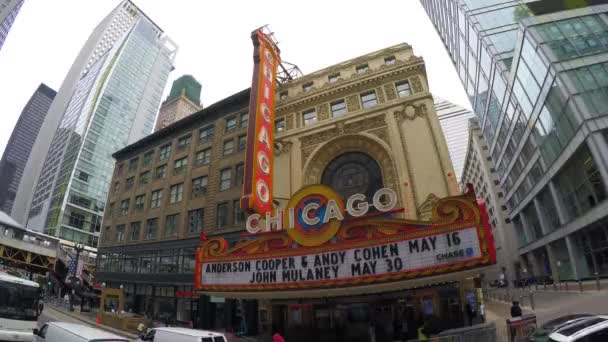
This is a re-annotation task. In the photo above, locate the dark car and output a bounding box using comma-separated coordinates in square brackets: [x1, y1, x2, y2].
[529, 314, 593, 342]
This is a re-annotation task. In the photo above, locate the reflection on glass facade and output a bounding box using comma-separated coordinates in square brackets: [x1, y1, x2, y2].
[26, 1, 177, 246]
[422, 1, 608, 279]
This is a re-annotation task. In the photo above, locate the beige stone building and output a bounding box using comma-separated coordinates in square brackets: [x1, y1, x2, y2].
[273, 43, 459, 220]
[95, 43, 467, 332]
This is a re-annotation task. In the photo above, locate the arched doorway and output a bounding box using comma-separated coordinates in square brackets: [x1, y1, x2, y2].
[321, 152, 383, 201]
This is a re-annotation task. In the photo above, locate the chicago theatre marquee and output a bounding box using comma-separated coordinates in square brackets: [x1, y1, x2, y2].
[196, 33, 496, 342]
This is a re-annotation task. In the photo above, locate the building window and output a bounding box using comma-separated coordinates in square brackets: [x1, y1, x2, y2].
[192, 176, 208, 197]
[159, 144, 171, 161]
[240, 112, 248, 128]
[169, 183, 184, 204]
[396, 80, 411, 97]
[556, 145, 606, 222]
[143, 151, 154, 166]
[217, 203, 228, 228]
[174, 157, 188, 175]
[199, 126, 214, 144]
[116, 225, 125, 241]
[139, 171, 150, 185]
[68, 211, 85, 229]
[155, 165, 167, 179]
[129, 222, 141, 241]
[223, 139, 235, 156]
[236, 164, 244, 186]
[276, 118, 286, 133]
[135, 194, 145, 210]
[145, 218, 158, 240]
[177, 134, 192, 150]
[164, 214, 179, 237]
[220, 169, 232, 191]
[331, 100, 347, 117]
[303, 82, 313, 92]
[238, 135, 247, 151]
[125, 177, 134, 190]
[303, 108, 317, 126]
[360, 91, 378, 109]
[120, 199, 129, 216]
[356, 64, 369, 74]
[279, 91, 288, 100]
[195, 148, 211, 166]
[129, 158, 138, 172]
[384, 56, 396, 65]
[234, 200, 245, 225]
[225, 116, 237, 132]
[188, 209, 204, 233]
[150, 189, 162, 208]
[328, 73, 340, 83]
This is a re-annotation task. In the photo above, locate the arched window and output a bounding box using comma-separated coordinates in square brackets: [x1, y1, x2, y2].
[321, 152, 383, 201]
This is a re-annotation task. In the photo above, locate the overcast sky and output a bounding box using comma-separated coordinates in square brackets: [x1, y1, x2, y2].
[0, 0, 470, 157]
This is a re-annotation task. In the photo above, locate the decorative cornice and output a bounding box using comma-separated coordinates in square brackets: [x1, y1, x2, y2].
[299, 114, 387, 149]
[276, 60, 425, 114]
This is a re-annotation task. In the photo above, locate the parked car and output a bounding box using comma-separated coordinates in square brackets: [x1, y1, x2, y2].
[548, 315, 608, 341]
[529, 314, 593, 342]
[33, 322, 129, 342]
[138, 327, 227, 342]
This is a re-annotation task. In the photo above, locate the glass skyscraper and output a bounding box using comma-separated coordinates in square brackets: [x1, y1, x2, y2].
[0, 84, 56, 214]
[0, 0, 24, 51]
[22, 1, 177, 246]
[421, 0, 608, 281]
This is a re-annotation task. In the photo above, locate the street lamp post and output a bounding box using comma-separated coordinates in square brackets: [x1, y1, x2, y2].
[70, 244, 85, 312]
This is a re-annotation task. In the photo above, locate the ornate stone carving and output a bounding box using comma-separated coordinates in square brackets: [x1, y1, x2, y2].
[418, 193, 440, 221]
[394, 103, 428, 123]
[318, 103, 330, 121]
[411, 75, 424, 93]
[301, 146, 316, 166]
[299, 115, 386, 148]
[376, 87, 385, 104]
[346, 95, 361, 112]
[384, 84, 397, 101]
[369, 128, 390, 146]
[275, 140, 293, 156]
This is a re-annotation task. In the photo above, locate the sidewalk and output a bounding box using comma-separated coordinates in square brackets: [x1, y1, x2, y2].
[47, 304, 138, 339]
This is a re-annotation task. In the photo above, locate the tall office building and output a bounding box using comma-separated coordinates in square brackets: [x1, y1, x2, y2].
[154, 75, 202, 131]
[435, 96, 474, 182]
[421, 0, 608, 281]
[0, 84, 56, 214]
[17, 1, 177, 246]
[0, 0, 24, 51]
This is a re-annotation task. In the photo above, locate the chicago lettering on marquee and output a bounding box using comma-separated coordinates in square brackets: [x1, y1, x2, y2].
[195, 184, 497, 293]
[241, 29, 280, 215]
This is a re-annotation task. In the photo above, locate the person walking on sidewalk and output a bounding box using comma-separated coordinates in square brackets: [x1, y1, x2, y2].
[273, 332, 285, 342]
[510, 301, 522, 318]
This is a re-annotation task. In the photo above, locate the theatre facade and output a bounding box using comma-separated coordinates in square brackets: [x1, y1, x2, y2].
[195, 42, 497, 341]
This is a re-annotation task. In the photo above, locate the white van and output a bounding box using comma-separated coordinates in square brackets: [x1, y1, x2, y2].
[34, 322, 130, 342]
[139, 327, 227, 342]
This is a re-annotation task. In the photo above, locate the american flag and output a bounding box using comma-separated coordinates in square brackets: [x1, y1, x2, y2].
[67, 255, 84, 278]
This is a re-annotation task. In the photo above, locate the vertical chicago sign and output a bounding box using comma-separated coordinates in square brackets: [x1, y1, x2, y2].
[241, 29, 281, 215]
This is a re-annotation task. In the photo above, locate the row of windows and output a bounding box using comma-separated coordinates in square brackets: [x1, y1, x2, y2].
[109, 164, 244, 217]
[282, 80, 412, 129]
[107, 198, 246, 243]
[280, 56, 400, 99]
[116, 112, 248, 176]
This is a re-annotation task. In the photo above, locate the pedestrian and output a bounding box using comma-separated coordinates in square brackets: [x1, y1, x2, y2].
[273, 332, 285, 342]
[417, 321, 429, 341]
[510, 301, 522, 318]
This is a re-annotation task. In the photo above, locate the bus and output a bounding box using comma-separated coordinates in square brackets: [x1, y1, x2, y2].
[0, 271, 41, 341]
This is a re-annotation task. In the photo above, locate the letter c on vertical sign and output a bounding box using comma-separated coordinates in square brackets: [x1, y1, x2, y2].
[257, 151, 270, 175]
[246, 213, 261, 233]
[261, 103, 272, 123]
